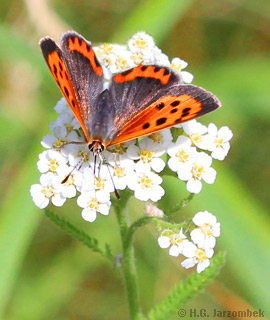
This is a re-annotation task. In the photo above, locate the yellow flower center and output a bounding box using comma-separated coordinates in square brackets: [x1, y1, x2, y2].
[140, 149, 154, 163]
[189, 133, 202, 145]
[114, 166, 125, 178]
[53, 138, 66, 149]
[214, 137, 224, 148]
[95, 177, 105, 189]
[195, 248, 207, 263]
[79, 151, 89, 162]
[138, 174, 152, 189]
[49, 159, 59, 173]
[176, 149, 189, 163]
[131, 53, 144, 65]
[88, 197, 99, 211]
[134, 38, 147, 50]
[171, 62, 183, 73]
[170, 234, 184, 245]
[115, 57, 128, 70]
[97, 43, 114, 56]
[200, 224, 213, 236]
[191, 164, 205, 180]
[42, 186, 54, 198]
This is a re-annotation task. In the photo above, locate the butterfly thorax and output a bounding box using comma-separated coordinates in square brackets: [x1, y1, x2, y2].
[87, 89, 115, 147]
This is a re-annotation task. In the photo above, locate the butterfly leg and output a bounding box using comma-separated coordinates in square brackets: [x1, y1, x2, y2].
[54, 141, 87, 151]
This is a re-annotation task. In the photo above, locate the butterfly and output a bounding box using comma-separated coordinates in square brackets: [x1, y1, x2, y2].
[39, 31, 221, 157]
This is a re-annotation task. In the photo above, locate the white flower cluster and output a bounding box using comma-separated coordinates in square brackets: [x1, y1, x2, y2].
[30, 32, 232, 223]
[158, 211, 220, 273]
[94, 31, 193, 83]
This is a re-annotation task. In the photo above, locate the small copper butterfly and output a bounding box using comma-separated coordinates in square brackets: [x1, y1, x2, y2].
[39, 31, 221, 156]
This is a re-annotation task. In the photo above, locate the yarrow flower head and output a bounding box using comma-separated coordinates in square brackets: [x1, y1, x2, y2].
[158, 211, 221, 273]
[32, 31, 232, 227]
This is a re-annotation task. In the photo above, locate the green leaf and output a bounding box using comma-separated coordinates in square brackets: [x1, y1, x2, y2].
[45, 209, 114, 261]
[148, 252, 226, 320]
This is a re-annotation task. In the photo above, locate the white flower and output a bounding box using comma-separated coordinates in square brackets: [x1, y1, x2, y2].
[77, 190, 111, 222]
[127, 170, 165, 202]
[167, 136, 197, 172]
[30, 172, 66, 209]
[190, 211, 220, 249]
[182, 120, 210, 150]
[107, 154, 135, 190]
[177, 152, 217, 194]
[41, 126, 80, 153]
[37, 150, 67, 174]
[54, 112, 80, 133]
[67, 144, 92, 170]
[127, 138, 165, 173]
[54, 97, 71, 114]
[206, 123, 233, 160]
[128, 32, 155, 53]
[181, 242, 214, 273]
[110, 51, 135, 74]
[81, 166, 113, 201]
[158, 228, 188, 256]
[58, 167, 83, 198]
[170, 57, 194, 83]
[148, 129, 173, 148]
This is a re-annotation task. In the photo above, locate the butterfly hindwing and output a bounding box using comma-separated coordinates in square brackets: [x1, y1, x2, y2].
[106, 64, 182, 144]
[109, 84, 221, 146]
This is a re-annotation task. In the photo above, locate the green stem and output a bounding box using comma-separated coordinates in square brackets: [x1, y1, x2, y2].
[114, 193, 141, 320]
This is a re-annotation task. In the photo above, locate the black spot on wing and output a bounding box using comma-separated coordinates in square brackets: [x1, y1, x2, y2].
[171, 101, 180, 107]
[156, 118, 167, 126]
[58, 61, 63, 71]
[64, 86, 70, 97]
[53, 64, 57, 76]
[156, 102, 165, 110]
[170, 108, 178, 114]
[143, 122, 150, 129]
[182, 107, 191, 116]
[174, 117, 182, 124]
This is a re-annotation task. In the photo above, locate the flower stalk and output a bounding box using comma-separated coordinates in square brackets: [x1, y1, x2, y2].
[114, 191, 141, 320]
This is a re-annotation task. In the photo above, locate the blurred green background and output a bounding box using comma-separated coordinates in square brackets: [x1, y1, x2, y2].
[0, 0, 269, 319]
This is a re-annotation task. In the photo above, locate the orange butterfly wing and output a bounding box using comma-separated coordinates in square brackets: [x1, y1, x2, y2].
[109, 72, 221, 146]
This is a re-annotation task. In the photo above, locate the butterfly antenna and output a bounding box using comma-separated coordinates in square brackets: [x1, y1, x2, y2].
[61, 150, 90, 184]
[106, 162, 120, 200]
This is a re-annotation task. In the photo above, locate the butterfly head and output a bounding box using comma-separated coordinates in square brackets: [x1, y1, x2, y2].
[88, 141, 105, 156]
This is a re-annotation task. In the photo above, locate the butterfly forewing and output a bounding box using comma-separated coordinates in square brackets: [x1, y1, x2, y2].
[39, 36, 91, 140]
[109, 84, 221, 146]
[60, 32, 105, 140]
